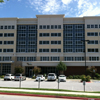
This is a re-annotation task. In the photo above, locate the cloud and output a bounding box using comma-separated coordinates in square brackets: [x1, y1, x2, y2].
[28, 0, 100, 17]
[76, 0, 100, 17]
[28, 0, 72, 14]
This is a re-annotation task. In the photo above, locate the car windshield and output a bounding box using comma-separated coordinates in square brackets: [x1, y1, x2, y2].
[59, 75, 65, 77]
[5, 74, 10, 76]
[37, 75, 42, 77]
[48, 74, 54, 76]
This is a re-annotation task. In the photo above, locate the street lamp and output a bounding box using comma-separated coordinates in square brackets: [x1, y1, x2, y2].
[81, 40, 89, 75]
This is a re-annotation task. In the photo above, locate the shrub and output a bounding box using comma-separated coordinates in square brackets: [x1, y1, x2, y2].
[95, 73, 100, 79]
[93, 77, 97, 80]
[86, 75, 91, 82]
[81, 75, 86, 82]
[69, 75, 73, 79]
[73, 75, 80, 79]
[32, 76, 35, 79]
[0, 75, 4, 78]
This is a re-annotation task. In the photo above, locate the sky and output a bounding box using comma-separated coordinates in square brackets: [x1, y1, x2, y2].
[0, 0, 100, 18]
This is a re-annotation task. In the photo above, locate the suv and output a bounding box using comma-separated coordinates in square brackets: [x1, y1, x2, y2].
[47, 73, 56, 81]
[4, 74, 14, 81]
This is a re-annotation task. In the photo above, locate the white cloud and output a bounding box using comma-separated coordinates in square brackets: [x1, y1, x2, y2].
[61, 0, 72, 5]
[77, 0, 100, 17]
[28, 0, 72, 14]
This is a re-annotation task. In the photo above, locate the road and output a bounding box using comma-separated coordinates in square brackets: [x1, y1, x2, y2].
[0, 94, 78, 100]
[0, 79, 100, 91]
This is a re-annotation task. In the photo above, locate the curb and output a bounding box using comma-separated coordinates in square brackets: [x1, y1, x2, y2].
[0, 92, 100, 100]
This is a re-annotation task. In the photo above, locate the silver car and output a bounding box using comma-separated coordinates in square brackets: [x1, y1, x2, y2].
[36, 75, 45, 81]
[4, 74, 14, 81]
[47, 73, 57, 81]
[14, 74, 26, 81]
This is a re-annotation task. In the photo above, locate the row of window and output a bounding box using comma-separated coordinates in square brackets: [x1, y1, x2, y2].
[6, 56, 99, 61]
[64, 57, 99, 61]
[0, 25, 15, 29]
[0, 41, 14, 45]
[39, 49, 61, 52]
[39, 41, 61, 44]
[87, 32, 98, 36]
[39, 25, 61, 29]
[18, 33, 36, 37]
[87, 24, 100, 28]
[39, 33, 61, 37]
[0, 33, 14, 37]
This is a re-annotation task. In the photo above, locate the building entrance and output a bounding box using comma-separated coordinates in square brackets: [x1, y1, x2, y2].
[25, 66, 34, 77]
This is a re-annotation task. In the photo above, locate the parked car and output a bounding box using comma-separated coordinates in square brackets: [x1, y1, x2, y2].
[36, 75, 45, 81]
[14, 74, 26, 81]
[47, 73, 57, 81]
[58, 75, 66, 82]
[4, 74, 14, 81]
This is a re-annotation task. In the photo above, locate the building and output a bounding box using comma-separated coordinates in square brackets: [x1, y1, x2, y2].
[0, 14, 100, 76]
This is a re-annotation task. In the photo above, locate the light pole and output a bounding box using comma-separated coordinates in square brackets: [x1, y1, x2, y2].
[81, 40, 89, 75]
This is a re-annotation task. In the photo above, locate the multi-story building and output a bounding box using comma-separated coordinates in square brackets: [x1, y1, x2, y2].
[0, 14, 100, 76]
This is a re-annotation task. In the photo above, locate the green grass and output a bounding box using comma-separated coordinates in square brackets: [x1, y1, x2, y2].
[0, 90, 100, 98]
[0, 87, 100, 93]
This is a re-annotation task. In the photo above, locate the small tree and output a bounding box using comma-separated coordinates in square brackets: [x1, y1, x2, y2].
[86, 66, 97, 78]
[0, 0, 9, 3]
[56, 61, 67, 75]
[33, 67, 41, 76]
[15, 65, 24, 74]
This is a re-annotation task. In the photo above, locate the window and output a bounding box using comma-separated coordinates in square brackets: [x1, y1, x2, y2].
[0, 41, 2, 44]
[99, 25, 100, 28]
[17, 57, 26, 61]
[91, 25, 94, 28]
[3, 49, 13, 52]
[51, 41, 61, 44]
[88, 40, 98, 44]
[43, 25, 46, 29]
[51, 33, 61, 37]
[8, 26, 11, 29]
[55, 25, 57, 29]
[89, 57, 99, 61]
[75, 57, 84, 61]
[87, 25, 90, 28]
[40, 57, 49, 61]
[4, 33, 14, 37]
[39, 33, 49, 37]
[51, 49, 61, 52]
[4, 41, 14, 45]
[58, 25, 61, 29]
[39, 49, 49, 52]
[88, 48, 99, 52]
[2, 64, 11, 75]
[12, 26, 15, 29]
[39, 41, 49, 44]
[51, 25, 54, 29]
[39, 25, 42, 29]
[0, 33, 3, 37]
[64, 57, 73, 61]
[0, 49, 2, 52]
[87, 32, 98, 36]
[0, 26, 3, 29]
[4, 26, 7, 29]
[95, 24, 98, 28]
[47, 25, 50, 29]
[51, 57, 59, 61]
[3, 57, 11, 61]
[27, 57, 36, 61]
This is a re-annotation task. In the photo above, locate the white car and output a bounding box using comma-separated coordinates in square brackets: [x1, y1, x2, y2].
[58, 75, 66, 82]
[36, 75, 45, 81]
[47, 73, 57, 81]
[4, 74, 14, 81]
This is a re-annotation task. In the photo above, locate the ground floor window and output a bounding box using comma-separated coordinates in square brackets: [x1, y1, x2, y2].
[0, 64, 1, 75]
[2, 64, 11, 74]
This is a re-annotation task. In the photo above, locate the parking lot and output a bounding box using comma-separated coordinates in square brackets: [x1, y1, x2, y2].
[0, 78, 100, 92]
